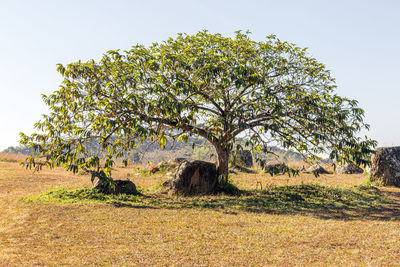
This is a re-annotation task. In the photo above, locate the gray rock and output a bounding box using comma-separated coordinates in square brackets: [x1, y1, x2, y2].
[306, 164, 329, 174]
[170, 160, 218, 195]
[94, 179, 138, 195]
[263, 161, 288, 174]
[335, 164, 364, 174]
[236, 150, 253, 167]
[149, 166, 160, 173]
[371, 147, 400, 186]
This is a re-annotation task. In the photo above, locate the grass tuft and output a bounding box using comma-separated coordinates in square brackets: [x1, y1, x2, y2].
[21, 187, 143, 204]
[363, 171, 385, 187]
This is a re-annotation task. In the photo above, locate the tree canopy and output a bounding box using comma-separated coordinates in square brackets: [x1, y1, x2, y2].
[20, 30, 376, 185]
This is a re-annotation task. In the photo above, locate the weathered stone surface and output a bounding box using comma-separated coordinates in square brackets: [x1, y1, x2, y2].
[94, 179, 138, 195]
[170, 160, 218, 195]
[306, 164, 329, 174]
[371, 146, 400, 186]
[335, 164, 364, 174]
[263, 161, 288, 174]
[236, 150, 253, 168]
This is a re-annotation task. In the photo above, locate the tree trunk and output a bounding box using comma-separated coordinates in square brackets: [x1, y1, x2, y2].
[216, 146, 230, 186]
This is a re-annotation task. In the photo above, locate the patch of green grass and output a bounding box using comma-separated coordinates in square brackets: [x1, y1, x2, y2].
[21, 183, 390, 219]
[176, 183, 386, 214]
[363, 172, 385, 187]
[21, 187, 144, 204]
[248, 183, 384, 211]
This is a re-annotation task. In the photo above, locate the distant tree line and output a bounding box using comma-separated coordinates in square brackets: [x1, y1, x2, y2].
[2, 146, 34, 155]
[4, 137, 304, 164]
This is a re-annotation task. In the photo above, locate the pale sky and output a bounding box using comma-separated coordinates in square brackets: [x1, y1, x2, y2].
[1, 0, 399, 150]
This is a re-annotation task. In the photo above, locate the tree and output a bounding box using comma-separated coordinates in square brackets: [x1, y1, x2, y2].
[20, 30, 376, 187]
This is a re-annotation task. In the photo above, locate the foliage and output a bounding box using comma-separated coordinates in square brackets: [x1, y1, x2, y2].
[20, 30, 376, 185]
[192, 142, 215, 161]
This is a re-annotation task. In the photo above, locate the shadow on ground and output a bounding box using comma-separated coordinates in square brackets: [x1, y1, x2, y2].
[24, 183, 400, 221]
[153, 184, 400, 221]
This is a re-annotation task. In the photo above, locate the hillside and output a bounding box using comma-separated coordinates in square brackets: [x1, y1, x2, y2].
[3, 137, 304, 165]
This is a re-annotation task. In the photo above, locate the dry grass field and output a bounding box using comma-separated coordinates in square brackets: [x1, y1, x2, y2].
[1, 153, 400, 266]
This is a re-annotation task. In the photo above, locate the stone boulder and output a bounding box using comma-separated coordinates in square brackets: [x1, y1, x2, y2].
[371, 147, 400, 186]
[170, 160, 218, 195]
[236, 150, 253, 168]
[94, 179, 138, 195]
[263, 161, 288, 174]
[306, 164, 329, 174]
[335, 164, 364, 174]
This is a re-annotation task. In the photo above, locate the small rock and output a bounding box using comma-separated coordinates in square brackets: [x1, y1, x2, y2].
[306, 164, 329, 174]
[236, 150, 253, 168]
[335, 164, 364, 174]
[94, 179, 138, 195]
[264, 161, 288, 174]
[149, 166, 160, 173]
